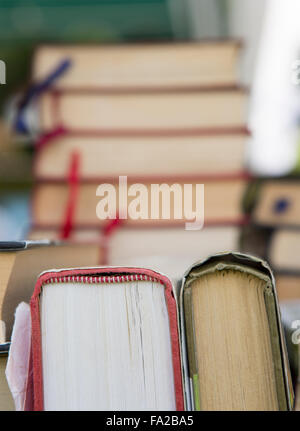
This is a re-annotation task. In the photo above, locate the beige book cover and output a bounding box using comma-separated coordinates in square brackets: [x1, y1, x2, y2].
[39, 88, 248, 133]
[247, 179, 300, 228]
[33, 41, 241, 90]
[32, 177, 247, 228]
[179, 252, 294, 411]
[34, 133, 247, 181]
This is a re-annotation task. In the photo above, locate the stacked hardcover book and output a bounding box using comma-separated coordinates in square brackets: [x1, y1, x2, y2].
[0, 41, 294, 411]
[27, 41, 249, 278]
[241, 178, 300, 302]
[2, 249, 294, 411]
[240, 178, 300, 407]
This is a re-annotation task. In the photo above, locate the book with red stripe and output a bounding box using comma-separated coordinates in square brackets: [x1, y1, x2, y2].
[34, 128, 249, 181]
[31, 175, 249, 230]
[29, 266, 184, 411]
[33, 41, 242, 91]
[38, 87, 248, 134]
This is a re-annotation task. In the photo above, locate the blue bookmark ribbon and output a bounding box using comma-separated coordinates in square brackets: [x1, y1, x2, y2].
[15, 58, 72, 134]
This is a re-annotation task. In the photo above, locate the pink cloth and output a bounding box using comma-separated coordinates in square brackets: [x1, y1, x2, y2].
[5, 302, 31, 411]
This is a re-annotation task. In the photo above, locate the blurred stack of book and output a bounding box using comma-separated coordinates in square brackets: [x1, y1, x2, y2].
[1, 40, 297, 411]
[26, 41, 249, 279]
[241, 177, 300, 406]
[241, 178, 300, 302]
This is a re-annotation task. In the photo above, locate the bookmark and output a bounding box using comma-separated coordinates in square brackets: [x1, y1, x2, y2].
[15, 58, 72, 135]
[60, 151, 80, 240]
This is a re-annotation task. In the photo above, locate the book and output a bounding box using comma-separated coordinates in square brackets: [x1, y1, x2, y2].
[28, 226, 240, 280]
[240, 224, 300, 292]
[15, 252, 293, 410]
[34, 132, 248, 180]
[269, 229, 300, 273]
[240, 225, 300, 301]
[39, 88, 248, 133]
[33, 41, 241, 90]
[180, 252, 293, 410]
[106, 226, 240, 279]
[29, 266, 184, 411]
[31, 176, 248, 228]
[246, 179, 300, 228]
[241, 177, 300, 303]
[0, 240, 102, 342]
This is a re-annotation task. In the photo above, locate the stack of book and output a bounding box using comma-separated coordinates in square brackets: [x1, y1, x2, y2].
[3, 249, 294, 410]
[27, 41, 249, 279]
[1, 41, 286, 411]
[240, 178, 300, 405]
[241, 178, 300, 302]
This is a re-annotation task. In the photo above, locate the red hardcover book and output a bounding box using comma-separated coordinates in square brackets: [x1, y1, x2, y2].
[29, 266, 184, 411]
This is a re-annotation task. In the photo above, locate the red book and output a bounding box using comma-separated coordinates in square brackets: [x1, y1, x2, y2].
[29, 266, 184, 411]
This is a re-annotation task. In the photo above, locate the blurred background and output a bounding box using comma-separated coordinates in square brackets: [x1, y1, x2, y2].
[3, 0, 300, 409]
[0, 0, 299, 247]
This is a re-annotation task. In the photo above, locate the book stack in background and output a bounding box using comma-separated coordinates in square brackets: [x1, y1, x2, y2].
[241, 178, 300, 302]
[26, 41, 250, 279]
[240, 178, 300, 408]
